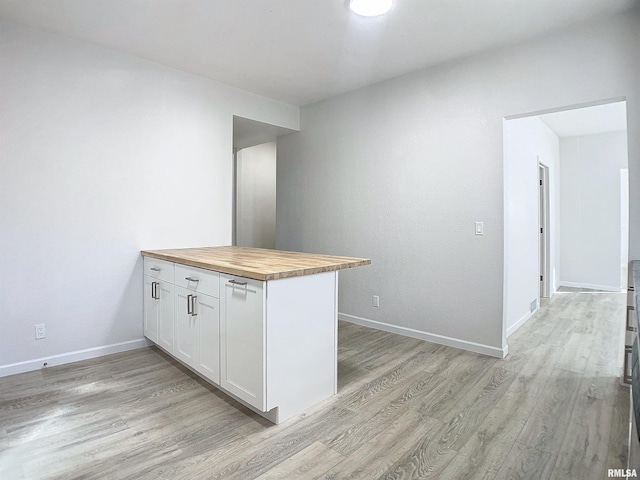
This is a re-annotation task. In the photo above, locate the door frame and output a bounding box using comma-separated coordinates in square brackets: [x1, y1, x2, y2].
[538, 160, 551, 298]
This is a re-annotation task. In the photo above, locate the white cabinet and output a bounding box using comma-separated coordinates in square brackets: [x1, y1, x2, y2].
[142, 253, 341, 424]
[143, 276, 159, 342]
[219, 271, 338, 422]
[156, 281, 175, 352]
[220, 274, 266, 410]
[174, 265, 220, 383]
[143, 258, 221, 384]
[196, 293, 220, 384]
[144, 275, 174, 350]
[175, 287, 220, 383]
[143, 258, 175, 352]
[175, 286, 199, 365]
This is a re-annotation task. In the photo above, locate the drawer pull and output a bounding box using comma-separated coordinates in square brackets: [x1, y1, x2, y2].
[185, 276, 199, 282]
[228, 279, 247, 286]
[150, 267, 161, 272]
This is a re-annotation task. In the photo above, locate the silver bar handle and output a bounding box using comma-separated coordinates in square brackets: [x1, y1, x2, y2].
[152, 281, 159, 300]
[191, 295, 197, 316]
[187, 294, 192, 315]
[625, 345, 633, 384]
[185, 276, 199, 282]
[150, 267, 161, 272]
[228, 279, 247, 286]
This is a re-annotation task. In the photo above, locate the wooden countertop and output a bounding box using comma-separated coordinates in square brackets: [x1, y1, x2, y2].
[141, 246, 371, 281]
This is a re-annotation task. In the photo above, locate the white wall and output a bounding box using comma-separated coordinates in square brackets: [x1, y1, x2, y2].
[0, 21, 299, 375]
[504, 116, 559, 336]
[560, 131, 629, 291]
[276, 9, 640, 357]
[236, 141, 277, 249]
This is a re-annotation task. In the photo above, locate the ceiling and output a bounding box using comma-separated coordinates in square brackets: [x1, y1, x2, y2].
[0, 0, 637, 106]
[539, 101, 627, 137]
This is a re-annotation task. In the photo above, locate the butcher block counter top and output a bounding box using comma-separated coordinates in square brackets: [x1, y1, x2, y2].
[141, 246, 371, 281]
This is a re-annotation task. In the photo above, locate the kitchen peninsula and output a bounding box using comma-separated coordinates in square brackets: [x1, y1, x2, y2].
[141, 246, 370, 424]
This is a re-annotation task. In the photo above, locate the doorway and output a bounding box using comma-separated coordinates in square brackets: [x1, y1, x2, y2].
[235, 141, 277, 249]
[232, 116, 297, 248]
[503, 99, 629, 339]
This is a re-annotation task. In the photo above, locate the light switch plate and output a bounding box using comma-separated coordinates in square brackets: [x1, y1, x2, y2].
[475, 222, 484, 235]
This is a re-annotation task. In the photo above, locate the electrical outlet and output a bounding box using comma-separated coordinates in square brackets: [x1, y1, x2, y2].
[373, 295, 380, 308]
[35, 323, 46, 340]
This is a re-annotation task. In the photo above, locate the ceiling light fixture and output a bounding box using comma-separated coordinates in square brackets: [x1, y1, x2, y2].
[349, 0, 393, 17]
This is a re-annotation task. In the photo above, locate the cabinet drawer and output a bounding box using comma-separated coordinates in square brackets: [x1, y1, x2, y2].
[175, 264, 220, 298]
[143, 257, 174, 283]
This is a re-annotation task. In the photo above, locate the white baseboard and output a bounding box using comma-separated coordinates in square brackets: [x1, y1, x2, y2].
[558, 281, 623, 292]
[507, 310, 534, 337]
[339, 313, 507, 358]
[0, 338, 152, 378]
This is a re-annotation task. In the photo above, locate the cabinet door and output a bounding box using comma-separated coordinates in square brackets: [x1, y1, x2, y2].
[196, 294, 220, 384]
[220, 274, 265, 410]
[175, 286, 198, 367]
[157, 281, 175, 353]
[143, 275, 159, 342]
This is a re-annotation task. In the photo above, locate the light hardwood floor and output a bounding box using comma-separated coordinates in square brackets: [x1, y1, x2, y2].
[0, 290, 629, 479]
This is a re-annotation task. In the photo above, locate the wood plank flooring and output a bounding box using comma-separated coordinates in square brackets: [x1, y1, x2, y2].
[0, 290, 629, 479]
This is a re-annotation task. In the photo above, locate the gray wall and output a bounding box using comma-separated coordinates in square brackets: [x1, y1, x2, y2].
[560, 131, 629, 291]
[276, 9, 640, 356]
[0, 21, 298, 374]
